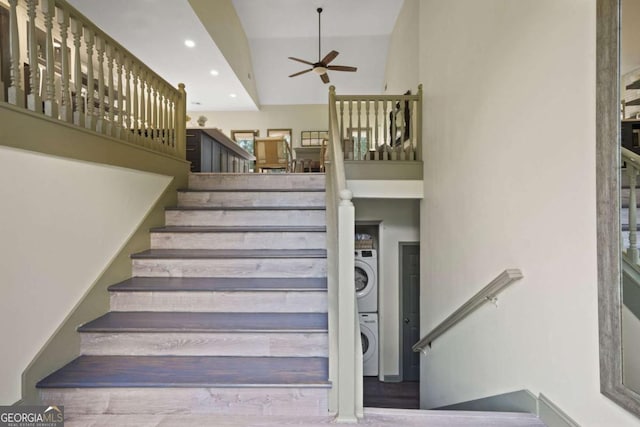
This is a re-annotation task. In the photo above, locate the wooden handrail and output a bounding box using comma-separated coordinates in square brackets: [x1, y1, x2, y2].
[412, 269, 523, 354]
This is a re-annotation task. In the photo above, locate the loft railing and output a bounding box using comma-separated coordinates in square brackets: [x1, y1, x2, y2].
[412, 269, 523, 354]
[623, 147, 640, 263]
[0, 0, 186, 158]
[332, 85, 422, 161]
[326, 85, 362, 422]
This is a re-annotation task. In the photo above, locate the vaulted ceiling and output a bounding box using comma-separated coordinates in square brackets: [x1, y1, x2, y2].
[67, 0, 403, 111]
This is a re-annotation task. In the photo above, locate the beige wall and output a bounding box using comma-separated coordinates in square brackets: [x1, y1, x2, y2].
[417, 0, 639, 425]
[353, 198, 420, 379]
[0, 147, 171, 404]
[188, 104, 328, 152]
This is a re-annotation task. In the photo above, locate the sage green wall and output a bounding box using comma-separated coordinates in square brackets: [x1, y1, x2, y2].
[0, 105, 189, 405]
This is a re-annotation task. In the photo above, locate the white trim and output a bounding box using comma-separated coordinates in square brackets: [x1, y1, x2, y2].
[346, 180, 423, 199]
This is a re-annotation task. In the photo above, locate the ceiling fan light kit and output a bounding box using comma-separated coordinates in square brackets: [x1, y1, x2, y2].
[288, 7, 357, 84]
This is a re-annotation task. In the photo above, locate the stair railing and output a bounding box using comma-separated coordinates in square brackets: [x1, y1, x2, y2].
[326, 85, 362, 422]
[0, 0, 186, 159]
[332, 85, 422, 161]
[412, 269, 523, 354]
[623, 147, 640, 264]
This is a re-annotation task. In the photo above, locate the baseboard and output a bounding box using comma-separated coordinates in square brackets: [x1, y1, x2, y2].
[538, 394, 580, 427]
[382, 375, 402, 383]
[438, 389, 537, 414]
[437, 390, 579, 427]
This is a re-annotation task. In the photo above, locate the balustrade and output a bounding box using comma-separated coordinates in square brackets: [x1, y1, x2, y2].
[0, 0, 186, 158]
[623, 148, 640, 264]
[333, 86, 422, 161]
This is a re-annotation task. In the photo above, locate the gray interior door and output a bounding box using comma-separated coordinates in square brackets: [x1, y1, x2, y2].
[401, 243, 420, 382]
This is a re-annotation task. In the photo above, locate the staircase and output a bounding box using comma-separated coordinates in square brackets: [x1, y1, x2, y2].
[37, 173, 331, 422]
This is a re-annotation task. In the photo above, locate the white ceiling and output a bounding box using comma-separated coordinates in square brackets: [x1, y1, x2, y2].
[67, 0, 403, 111]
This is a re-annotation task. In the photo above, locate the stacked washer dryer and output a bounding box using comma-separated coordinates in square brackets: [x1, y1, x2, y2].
[355, 249, 379, 377]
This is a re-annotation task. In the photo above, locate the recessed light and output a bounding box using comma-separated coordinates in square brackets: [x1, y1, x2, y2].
[191, 101, 202, 105]
[229, 93, 237, 98]
[210, 69, 219, 76]
[184, 39, 196, 48]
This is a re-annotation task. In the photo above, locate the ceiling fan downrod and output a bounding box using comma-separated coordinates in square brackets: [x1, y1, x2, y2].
[317, 8, 322, 63]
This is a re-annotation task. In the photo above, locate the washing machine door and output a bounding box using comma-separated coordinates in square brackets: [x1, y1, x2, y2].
[355, 260, 376, 299]
[360, 324, 377, 363]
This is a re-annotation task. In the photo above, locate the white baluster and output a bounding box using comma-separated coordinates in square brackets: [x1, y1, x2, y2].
[70, 17, 83, 127]
[163, 89, 169, 149]
[152, 78, 159, 141]
[139, 71, 147, 144]
[7, 0, 24, 107]
[347, 100, 353, 160]
[105, 43, 115, 136]
[374, 100, 380, 160]
[399, 97, 406, 161]
[365, 100, 370, 161]
[168, 93, 175, 151]
[382, 100, 388, 160]
[339, 100, 344, 156]
[41, 0, 57, 117]
[629, 166, 639, 264]
[132, 64, 140, 143]
[416, 84, 423, 161]
[84, 27, 95, 130]
[57, 7, 71, 122]
[146, 74, 153, 144]
[115, 50, 124, 139]
[356, 100, 362, 160]
[123, 57, 131, 141]
[26, 0, 42, 112]
[95, 36, 106, 133]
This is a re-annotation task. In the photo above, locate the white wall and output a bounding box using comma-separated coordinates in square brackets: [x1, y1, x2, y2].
[0, 147, 171, 404]
[383, 0, 420, 95]
[622, 0, 640, 75]
[417, 0, 640, 425]
[187, 104, 328, 152]
[623, 306, 640, 393]
[353, 198, 420, 379]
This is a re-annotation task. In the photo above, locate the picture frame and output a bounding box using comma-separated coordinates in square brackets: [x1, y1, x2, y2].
[301, 130, 328, 146]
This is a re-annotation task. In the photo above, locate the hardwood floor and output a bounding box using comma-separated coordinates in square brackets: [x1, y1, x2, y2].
[363, 377, 420, 409]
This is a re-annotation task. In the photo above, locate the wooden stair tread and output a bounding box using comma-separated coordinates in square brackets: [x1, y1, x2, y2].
[108, 277, 327, 292]
[36, 356, 330, 388]
[131, 249, 327, 259]
[78, 312, 328, 333]
[150, 225, 326, 233]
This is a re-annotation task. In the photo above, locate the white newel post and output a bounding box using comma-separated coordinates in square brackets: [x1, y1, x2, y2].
[336, 189, 357, 423]
[176, 83, 187, 159]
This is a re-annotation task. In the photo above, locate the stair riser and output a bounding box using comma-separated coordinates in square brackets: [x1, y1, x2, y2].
[189, 173, 325, 191]
[165, 209, 326, 227]
[131, 258, 327, 278]
[150, 232, 326, 250]
[40, 387, 329, 416]
[178, 191, 325, 208]
[110, 291, 327, 313]
[80, 332, 328, 357]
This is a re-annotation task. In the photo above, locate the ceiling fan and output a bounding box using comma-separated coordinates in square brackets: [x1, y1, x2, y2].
[288, 7, 357, 84]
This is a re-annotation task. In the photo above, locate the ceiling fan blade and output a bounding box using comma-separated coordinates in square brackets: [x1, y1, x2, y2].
[327, 65, 358, 72]
[321, 50, 339, 65]
[320, 73, 330, 84]
[289, 68, 313, 78]
[288, 57, 314, 66]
